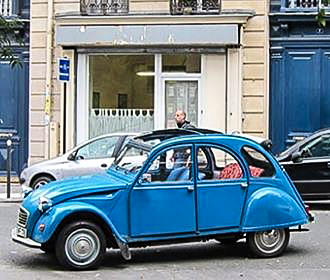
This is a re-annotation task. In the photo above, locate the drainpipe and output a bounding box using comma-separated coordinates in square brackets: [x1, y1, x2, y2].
[44, 0, 54, 159]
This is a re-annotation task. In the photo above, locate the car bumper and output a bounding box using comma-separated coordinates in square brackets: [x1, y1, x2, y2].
[11, 228, 41, 249]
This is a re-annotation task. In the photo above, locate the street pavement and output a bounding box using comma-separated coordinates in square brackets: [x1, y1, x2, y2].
[0, 202, 329, 280]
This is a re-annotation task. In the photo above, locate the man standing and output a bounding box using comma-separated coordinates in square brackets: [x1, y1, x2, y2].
[175, 110, 195, 129]
[172, 110, 195, 168]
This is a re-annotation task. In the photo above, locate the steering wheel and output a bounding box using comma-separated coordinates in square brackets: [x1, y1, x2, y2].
[130, 165, 142, 172]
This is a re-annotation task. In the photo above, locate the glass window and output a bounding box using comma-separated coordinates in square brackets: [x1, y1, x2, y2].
[76, 136, 120, 159]
[89, 55, 154, 138]
[301, 134, 330, 158]
[197, 146, 243, 181]
[143, 147, 192, 183]
[113, 144, 150, 173]
[165, 80, 198, 128]
[241, 146, 275, 177]
[162, 54, 201, 73]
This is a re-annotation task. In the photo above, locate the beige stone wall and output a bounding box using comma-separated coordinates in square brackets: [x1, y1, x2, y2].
[223, 0, 269, 137]
[30, 0, 269, 163]
[30, 0, 80, 163]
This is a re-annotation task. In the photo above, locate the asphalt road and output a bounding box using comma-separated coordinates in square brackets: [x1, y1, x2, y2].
[0, 203, 329, 280]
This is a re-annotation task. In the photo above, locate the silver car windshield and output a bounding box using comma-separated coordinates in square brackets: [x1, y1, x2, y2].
[113, 144, 150, 173]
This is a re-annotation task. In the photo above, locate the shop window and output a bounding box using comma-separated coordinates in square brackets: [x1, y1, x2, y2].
[89, 55, 154, 137]
[162, 54, 201, 73]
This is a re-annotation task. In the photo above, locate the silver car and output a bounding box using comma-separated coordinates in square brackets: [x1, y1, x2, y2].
[20, 133, 135, 191]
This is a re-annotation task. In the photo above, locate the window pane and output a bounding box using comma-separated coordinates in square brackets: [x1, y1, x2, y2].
[241, 146, 275, 177]
[162, 54, 201, 73]
[76, 136, 119, 159]
[144, 147, 192, 182]
[89, 55, 154, 137]
[196, 146, 243, 180]
[303, 134, 330, 158]
[165, 81, 198, 128]
[212, 147, 243, 180]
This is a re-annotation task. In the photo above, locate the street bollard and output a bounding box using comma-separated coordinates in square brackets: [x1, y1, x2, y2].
[6, 136, 12, 199]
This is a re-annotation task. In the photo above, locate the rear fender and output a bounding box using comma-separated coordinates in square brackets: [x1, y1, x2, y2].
[242, 187, 309, 232]
[31, 201, 126, 244]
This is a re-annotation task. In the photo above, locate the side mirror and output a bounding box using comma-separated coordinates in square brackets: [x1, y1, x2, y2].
[291, 151, 303, 163]
[67, 153, 76, 161]
[139, 173, 151, 184]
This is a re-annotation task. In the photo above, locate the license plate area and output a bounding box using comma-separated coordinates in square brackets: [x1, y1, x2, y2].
[16, 226, 27, 238]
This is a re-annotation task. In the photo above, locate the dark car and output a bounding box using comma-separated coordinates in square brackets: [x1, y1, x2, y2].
[277, 128, 330, 200]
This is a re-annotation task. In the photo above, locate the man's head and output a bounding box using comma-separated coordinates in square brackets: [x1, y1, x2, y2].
[175, 110, 186, 127]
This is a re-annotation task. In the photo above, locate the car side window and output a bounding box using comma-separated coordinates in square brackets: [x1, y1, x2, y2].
[197, 146, 243, 181]
[75, 136, 120, 160]
[301, 134, 330, 158]
[142, 146, 192, 183]
[241, 146, 275, 177]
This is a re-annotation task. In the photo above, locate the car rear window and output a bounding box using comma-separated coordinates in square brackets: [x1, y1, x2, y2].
[241, 146, 275, 177]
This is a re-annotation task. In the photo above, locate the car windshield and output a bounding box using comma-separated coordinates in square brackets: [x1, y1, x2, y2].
[112, 141, 151, 173]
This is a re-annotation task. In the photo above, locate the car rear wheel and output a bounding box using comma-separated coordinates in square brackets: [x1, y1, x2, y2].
[31, 175, 53, 190]
[247, 228, 290, 258]
[55, 221, 106, 270]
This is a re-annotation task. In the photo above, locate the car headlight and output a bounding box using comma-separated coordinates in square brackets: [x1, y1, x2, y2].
[38, 196, 52, 212]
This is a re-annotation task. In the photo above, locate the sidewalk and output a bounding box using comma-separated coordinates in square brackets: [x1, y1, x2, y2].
[0, 183, 23, 203]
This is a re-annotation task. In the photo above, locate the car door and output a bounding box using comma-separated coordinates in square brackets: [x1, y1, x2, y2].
[195, 145, 248, 231]
[282, 134, 330, 199]
[129, 145, 197, 237]
[63, 135, 121, 177]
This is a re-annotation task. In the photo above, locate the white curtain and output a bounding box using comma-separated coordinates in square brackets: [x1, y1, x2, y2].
[89, 109, 154, 138]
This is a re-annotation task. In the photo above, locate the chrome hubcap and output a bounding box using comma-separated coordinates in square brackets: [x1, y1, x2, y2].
[254, 229, 285, 254]
[65, 228, 100, 266]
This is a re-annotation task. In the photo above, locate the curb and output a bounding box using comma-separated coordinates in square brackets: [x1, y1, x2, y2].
[0, 198, 23, 203]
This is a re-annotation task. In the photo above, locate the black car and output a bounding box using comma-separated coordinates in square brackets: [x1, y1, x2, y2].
[277, 128, 330, 200]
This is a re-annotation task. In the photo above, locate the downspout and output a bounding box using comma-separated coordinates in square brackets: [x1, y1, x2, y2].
[44, 0, 54, 159]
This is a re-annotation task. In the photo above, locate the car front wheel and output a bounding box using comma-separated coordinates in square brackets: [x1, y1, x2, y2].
[31, 175, 53, 190]
[247, 228, 290, 258]
[55, 221, 106, 270]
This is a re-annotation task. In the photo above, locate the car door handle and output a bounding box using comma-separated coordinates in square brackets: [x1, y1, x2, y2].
[241, 182, 248, 188]
[101, 163, 108, 168]
[327, 162, 330, 169]
[186, 186, 194, 192]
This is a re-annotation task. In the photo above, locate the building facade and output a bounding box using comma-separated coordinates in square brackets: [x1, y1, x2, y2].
[0, 0, 29, 177]
[29, 0, 269, 164]
[270, 0, 330, 153]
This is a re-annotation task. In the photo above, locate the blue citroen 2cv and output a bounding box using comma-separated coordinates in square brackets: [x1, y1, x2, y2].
[12, 132, 313, 270]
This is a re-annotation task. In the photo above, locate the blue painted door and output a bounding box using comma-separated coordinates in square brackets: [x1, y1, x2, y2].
[270, 47, 330, 154]
[0, 52, 29, 176]
[129, 145, 196, 238]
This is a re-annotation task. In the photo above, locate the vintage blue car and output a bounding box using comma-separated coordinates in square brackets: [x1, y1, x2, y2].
[12, 132, 313, 270]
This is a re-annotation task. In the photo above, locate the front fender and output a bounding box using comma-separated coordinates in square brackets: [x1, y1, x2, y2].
[242, 187, 309, 232]
[31, 201, 126, 244]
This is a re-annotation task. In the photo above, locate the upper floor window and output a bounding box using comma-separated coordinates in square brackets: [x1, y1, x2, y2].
[1, 0, 12, 16]
[281, 0, 328, 11]
[170, 0, 221, 15]
[80, 0, 129, 15]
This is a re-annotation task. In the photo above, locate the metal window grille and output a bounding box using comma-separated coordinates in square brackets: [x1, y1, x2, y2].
[80, 0, 129, 15]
